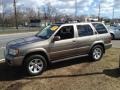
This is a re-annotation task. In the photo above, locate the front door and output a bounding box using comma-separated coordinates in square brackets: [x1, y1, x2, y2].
[49, 25, 77, 61]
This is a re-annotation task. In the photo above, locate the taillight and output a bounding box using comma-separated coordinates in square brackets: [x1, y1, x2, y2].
[108, 36, 112, 43]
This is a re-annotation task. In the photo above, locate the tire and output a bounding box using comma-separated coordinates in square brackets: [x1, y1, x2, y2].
[24, 55, 47, 76]
[89, 45, 104, 61]
[111, 34, 115, 40]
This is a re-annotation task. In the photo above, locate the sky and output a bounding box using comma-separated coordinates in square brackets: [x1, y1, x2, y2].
[1, 0, 120, 18]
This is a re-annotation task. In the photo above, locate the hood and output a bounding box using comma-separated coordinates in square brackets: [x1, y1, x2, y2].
[109, 29, 115, 34]
[109, 28, 115, 33]
[7, 36, 44, 48]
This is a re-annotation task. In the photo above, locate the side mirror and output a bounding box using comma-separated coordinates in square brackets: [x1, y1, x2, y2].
[53, 36, 61, 42]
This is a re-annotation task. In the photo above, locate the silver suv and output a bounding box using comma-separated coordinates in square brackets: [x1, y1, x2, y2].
[5, 22, 112, 76]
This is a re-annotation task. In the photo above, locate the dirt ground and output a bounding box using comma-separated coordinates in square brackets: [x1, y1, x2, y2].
[0, 48, 120, 90]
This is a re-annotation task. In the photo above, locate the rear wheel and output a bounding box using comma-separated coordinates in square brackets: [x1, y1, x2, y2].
[24, 55, 47, 76]
[89, 45, 104, 61]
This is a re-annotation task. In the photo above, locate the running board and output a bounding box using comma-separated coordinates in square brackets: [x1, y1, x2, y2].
[51, 54, 89, 63]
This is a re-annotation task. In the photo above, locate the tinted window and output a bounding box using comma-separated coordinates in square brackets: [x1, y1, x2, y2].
[92, 23, 108, 34]
[77, 25, 93, 37]
[56, 26, 74, 40]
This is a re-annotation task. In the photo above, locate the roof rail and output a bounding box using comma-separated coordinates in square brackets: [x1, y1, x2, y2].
[54, 22, 66, 24]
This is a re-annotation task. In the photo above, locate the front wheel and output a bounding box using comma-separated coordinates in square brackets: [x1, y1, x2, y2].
[89, 45, 104, 61]
[24, 55, 47, 76]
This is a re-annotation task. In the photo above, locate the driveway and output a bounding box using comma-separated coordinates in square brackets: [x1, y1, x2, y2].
[112, 40, 120, 48]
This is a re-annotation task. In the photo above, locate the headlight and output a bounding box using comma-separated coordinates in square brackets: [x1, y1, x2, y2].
[8, 49, 19, 56]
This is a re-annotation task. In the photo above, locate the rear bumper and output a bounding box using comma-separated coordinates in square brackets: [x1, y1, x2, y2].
[5, 55, 24, 66]
[105, 43, 112, 49]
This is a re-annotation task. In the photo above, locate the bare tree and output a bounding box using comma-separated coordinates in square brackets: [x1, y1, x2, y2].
[0, 0, 5, 29]
[42, 2, 59, 25]
[13, 0, 18, 29]
[37, 7, 41, 19]
[25, 7, 38, 20]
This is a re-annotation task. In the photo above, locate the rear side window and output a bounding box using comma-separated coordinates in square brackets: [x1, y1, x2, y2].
[92, 23, 108, 34]
[77, 25, 93, 37]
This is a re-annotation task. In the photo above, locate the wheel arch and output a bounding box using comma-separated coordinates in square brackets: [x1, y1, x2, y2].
[89, 42, 105, 54]
[110, 33, 115, 39]
[23, 50, 50, 65]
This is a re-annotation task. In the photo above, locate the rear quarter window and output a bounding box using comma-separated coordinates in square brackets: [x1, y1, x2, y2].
[92, 23, 108, 34]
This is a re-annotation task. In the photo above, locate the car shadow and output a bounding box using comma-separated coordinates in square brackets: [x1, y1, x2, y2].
[25, 72, 104, 80]
[47, 57, 93, 70]
[0, 62, 26, 81]
[103, 68, 120, 78]
[0, 57, 93, 81]
[0, 57, 120, 81]
[25, 68, 120, 80]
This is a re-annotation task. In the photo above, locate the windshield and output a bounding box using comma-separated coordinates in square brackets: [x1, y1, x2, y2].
[36, 25, 60, 39]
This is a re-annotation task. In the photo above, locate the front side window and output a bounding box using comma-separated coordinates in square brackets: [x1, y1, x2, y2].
[92, 23, 108, 34]
[77, 25, 93, 37]
[55, 26, 74, 40]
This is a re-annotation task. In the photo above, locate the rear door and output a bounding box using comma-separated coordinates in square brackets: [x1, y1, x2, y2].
[74, 24, 97, 55]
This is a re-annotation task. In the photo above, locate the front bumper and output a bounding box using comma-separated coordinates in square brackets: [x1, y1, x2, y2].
[5, 55, 24, 66]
